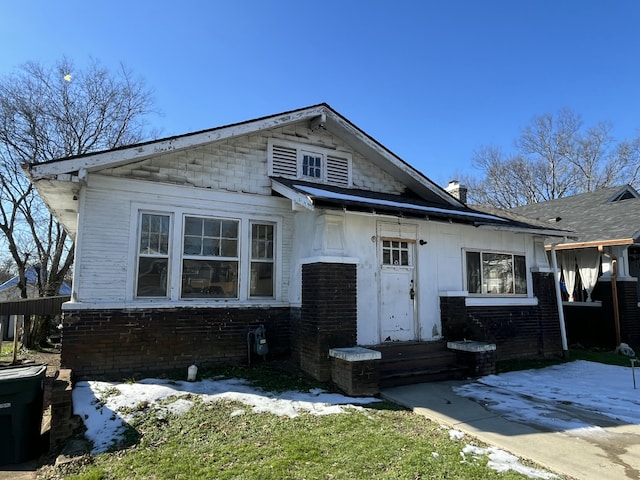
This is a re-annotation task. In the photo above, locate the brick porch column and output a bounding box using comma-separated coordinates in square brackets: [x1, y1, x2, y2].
[299, 262, 357, 381]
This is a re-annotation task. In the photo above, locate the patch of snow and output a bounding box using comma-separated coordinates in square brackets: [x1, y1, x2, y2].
[453, 360, 640, 433]
[448, 429, 465, 440]
[462, 445, 558, 479]
[73, 377, 380, 453]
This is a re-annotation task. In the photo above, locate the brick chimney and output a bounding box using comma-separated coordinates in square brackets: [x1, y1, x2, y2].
[446, 180, 468, 204]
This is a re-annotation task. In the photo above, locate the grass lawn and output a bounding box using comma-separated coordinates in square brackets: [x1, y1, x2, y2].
[39, 364, 561, 480]
[34, 348, 634, 479]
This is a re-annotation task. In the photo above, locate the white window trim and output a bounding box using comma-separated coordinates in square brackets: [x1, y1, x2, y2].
[381, 238, 415, 267]
[299, 149, 324, 181]
[128, 202, 282, 304]
[463, 248, 531, 297]
[249, 220, 277, 298]
[134, 210, 174, 299]
[181, 215, 241, 300]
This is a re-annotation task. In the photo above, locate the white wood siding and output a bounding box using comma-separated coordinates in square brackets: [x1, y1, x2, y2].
[77, 188, 132, 301]
[102, 124, 405, 195]
[74, 175, 293, 306]
[289, 209, 542, 346]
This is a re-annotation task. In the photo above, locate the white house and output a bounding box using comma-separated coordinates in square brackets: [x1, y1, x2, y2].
[24, 104, 570, 382]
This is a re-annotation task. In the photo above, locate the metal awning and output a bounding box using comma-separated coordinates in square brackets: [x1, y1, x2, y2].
[271, 178, 572, 238]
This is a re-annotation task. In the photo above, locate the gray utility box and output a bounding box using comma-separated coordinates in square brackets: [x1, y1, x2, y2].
[0, 364, 47, 465]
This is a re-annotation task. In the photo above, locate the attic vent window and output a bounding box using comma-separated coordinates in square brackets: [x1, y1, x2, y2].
[268, 139, 352, 187]
[302, 154, 322, 179]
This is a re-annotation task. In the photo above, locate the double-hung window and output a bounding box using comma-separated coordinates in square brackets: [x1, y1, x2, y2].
[250, 223, 274, 297]
[466, 251, 527, 295]
[136, 213, 171, 297]
[182, 216, 239, 299]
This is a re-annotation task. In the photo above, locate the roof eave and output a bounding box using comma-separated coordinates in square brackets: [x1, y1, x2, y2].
[475, 223, 577, 239]
[26, 104, 331, 180]
[550, 238, 636, 250]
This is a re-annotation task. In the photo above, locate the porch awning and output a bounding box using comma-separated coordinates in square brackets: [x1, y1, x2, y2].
[271, 178, 570, 236]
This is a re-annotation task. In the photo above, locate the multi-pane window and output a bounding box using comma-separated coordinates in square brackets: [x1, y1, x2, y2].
[382, 240, 411, 266]
[466, 251, 527, 295]
[136, 213, 170, 297]
[302, 154, 322, 179]
[134, 210, 278, 301]
[250, 223, 274, 297]
[181, 216, 239, 299]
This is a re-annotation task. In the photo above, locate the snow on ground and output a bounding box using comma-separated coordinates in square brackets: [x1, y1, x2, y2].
[441, 426, 556, 478]
[73, 376, 381, 454]
[72, 360, 638, 478]
[453, 360, 640, 433]
[461, 445, 557, 480]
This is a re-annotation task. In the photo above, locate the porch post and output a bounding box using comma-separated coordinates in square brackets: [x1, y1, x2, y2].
[551, 243, 569, 356]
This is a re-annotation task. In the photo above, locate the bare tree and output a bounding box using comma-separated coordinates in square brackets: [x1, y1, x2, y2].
[0, 257, 15, 285]
[0, 57, 157, 346]
[465, 109, 640, 208]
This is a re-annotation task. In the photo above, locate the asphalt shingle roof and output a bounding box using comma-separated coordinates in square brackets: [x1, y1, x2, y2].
[510, 185, 640, 245]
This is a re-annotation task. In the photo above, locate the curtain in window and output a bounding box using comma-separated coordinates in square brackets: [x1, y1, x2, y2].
[560, 251, 577, 302]
[576, 249, 601, 302]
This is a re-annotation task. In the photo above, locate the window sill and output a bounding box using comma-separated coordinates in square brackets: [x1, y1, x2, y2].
[62, 299, 290, 310]
[562, 300, 603, 307]
[465, 297, 539, 307]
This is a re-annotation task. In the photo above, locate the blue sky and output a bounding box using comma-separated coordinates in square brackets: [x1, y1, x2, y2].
[2, 1, 639, 186]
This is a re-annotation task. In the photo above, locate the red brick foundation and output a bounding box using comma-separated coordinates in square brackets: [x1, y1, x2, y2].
[440, 272, 563, 361]
[61, 307, 291, 380]
[50, 369, 75, 451]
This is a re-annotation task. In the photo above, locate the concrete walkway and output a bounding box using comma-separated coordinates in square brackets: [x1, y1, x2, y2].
[381, 380, 640, 480]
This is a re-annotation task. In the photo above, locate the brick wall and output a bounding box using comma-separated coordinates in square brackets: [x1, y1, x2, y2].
[330, 358, 379, 396]
[297, 263, 357, 381]
[452, 350, 496, 377]
[50, 369, 77, 451]
[62, 307, 291, 380]
[441, 272, 563, 361]
[594, 280, 640, 350]
[618, 281, 640, 349]
[564, 303, 615, 348]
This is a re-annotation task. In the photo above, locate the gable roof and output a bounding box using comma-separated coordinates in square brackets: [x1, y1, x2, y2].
[510, 185, 640, 248]
[23, 103, 571, 239]
[23, 104, 464, 236]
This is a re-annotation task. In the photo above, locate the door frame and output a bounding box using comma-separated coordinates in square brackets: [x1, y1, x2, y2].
[376, 221, 419, 342]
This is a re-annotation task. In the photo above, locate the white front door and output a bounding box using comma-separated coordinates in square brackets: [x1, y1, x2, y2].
[379, 239, 417, 342]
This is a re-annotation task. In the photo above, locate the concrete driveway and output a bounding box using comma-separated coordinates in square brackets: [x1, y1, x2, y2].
[382, 380, 640, 480]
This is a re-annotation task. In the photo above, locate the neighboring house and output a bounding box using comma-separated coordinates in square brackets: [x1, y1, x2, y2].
[0, 267, 71, 301]
[24, 104, 570, 382]
[0, 267, 71, 339]
[511, 185, 640, 350]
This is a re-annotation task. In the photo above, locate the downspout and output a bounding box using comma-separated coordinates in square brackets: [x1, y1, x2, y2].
[550, 242, 569, 357]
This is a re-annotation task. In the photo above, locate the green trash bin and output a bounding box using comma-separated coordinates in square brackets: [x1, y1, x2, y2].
[0, 364, 47, 465]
